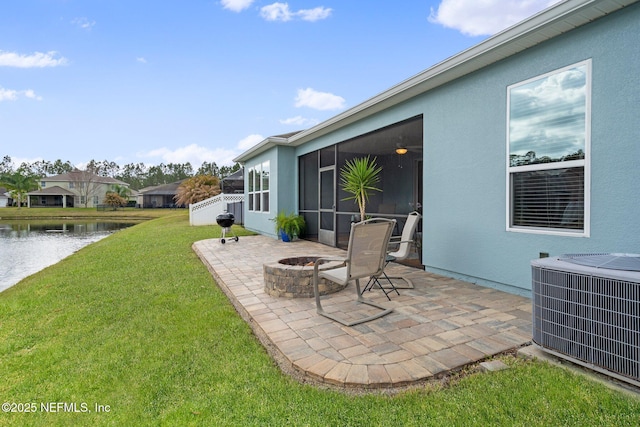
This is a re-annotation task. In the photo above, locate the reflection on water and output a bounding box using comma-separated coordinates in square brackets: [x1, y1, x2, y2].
[0, 221, 139, 293]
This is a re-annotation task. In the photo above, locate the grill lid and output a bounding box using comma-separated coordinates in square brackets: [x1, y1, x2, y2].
[216, 212, 234, 220]
[216, 212, 235, 227]
[559, 253, 640, 271]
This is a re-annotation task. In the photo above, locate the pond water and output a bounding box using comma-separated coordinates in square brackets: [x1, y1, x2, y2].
[0, 220, 140, 293]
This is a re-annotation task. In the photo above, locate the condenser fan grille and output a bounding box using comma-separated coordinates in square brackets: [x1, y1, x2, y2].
[531, 254, 640, 387]
[559, 253, 640, 271]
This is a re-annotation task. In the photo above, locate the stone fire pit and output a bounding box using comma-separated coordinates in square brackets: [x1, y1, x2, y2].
[263, 256, 346, 298]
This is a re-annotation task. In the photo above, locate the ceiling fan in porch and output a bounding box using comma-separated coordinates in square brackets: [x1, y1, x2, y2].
[394, 134, 422, 155]
[395, 142, 422, 155]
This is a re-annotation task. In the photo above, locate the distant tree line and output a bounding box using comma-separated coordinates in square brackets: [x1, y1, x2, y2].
[509, 149, 585, 167]
[0, 155, 241, 190]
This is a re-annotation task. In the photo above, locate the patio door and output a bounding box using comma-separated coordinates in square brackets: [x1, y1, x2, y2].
[318, 166, 335, 245]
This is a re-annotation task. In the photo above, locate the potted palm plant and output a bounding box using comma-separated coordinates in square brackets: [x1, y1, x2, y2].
[272, 211, 305, 242]
[340, 155, 382, 221]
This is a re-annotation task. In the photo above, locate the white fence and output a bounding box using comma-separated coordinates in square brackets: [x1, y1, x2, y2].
[189, 194, 245, 226]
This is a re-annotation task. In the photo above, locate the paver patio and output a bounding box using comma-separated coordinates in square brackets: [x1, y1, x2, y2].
[193, 235, 532, 389]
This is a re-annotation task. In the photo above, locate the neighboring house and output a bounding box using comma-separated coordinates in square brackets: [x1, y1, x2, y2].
[0, 187, 9, 207]
[234, 0, 640, 295]
[27, 170, 130, 208]
[127, 189, 140, 207]
[136, 180, 186, 208]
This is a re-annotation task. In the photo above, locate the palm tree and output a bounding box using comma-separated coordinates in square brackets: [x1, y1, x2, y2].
[339, 155, 382, 221]
[0, 171, 40, 208]
[103, 184, 132, 209]
[112, 184, 131, 199]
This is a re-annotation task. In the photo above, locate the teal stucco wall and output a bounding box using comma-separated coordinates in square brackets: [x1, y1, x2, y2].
[243, 144, 298, 239]
[244, 4, 639, 295]
[419, 5, 639, 294]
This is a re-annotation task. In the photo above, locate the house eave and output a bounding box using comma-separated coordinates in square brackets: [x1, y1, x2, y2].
[288, 0, 635, 145]
[27, 185, 76, 196]
[233, 136, 291, 164]
[233, 0, 636, 159]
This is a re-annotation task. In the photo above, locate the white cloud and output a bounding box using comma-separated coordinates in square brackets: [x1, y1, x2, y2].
[6, 156, 45, 169]
[260, 2, 332, 22]
[0, 50, 68, 68]
[237, 134, 265, 150]
[136, 57, 147, 64]
[72, 17, 96, 30]
[221, 0, 255, 13]
[139, 143, 239, 167]
[280, 116, 319, 127]
[294, 88, 345, 111]
[24, 89, 43, 101]
[297, 6, 332, 22]
[428, 0, 561, 36]
[138, 136, 268, 167]
[0, 87, 18, 101]
[261, 2, 293, 21]
[0, 87, 42, 102]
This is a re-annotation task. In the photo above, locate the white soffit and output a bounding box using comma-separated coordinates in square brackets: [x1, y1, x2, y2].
[234, 0, 636, 162]
[288, 0, 636, 146]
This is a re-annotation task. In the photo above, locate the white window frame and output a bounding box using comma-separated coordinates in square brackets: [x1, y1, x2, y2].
[248, 161, 270, 213]
[506, 60, 591, 237]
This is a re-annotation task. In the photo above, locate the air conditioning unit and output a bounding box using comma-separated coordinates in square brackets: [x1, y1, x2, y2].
[531, 253, 640, 387]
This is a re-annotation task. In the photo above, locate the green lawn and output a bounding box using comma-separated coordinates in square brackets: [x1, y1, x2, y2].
[1, 212, 639, 426]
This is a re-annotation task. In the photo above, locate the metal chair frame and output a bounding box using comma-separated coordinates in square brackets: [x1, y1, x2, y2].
[313, 218, 395, 326]
[362, 211, 422, 297]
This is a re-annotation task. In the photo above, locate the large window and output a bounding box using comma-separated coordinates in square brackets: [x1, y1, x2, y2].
[507, 60, 590, 235]
[248, 161, 269, 213]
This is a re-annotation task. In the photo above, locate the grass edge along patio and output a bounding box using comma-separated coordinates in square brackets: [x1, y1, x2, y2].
[1, 212, 639, 425]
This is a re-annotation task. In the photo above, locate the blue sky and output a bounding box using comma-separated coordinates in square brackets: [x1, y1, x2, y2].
[1, 0, 560, 169]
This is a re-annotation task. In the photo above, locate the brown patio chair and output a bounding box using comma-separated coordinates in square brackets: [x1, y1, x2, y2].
[313, 217, 396, 326]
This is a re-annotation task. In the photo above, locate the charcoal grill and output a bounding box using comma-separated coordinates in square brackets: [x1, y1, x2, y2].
[216, 212, 239, 244]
